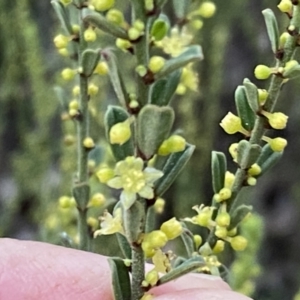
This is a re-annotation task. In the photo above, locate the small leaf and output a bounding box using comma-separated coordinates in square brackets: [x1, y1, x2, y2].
[102, 50, 130, 106]
[228, 205, 253, 230]
[145, 206, 156, 233]
[116, 233, 132, 259]
[243, 80, 259, 113]
[84, 12, 128, 39]
[150, 14, 170, 41]
[211, 151, 227, 194]
[80, 49, 101, 77]
[155, 45, 203, 79]
[137, 104, 175, 159]
[172, 0, 192, 19]
[51, 0, 73, 34]
[104, 106, 134, 161]
[155, 143, 195, 196]
[108, 257, 131, 300]
[256, 144, 283, 176]
[158, 256, 205, 286]
[180, 224, 195, 257]
[151, 69, 182, 106]
[155, 0, 168, 9]
[237, 140, 261, 169]
[88, 145, 104, 166]
[172, 256, 187, 268]
[72, 183, 90, 209]
[234, 85, 255, 131]
[262, 9, 279, 54]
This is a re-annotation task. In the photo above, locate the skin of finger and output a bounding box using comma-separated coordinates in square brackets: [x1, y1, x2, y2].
[0, 239, 250, 300]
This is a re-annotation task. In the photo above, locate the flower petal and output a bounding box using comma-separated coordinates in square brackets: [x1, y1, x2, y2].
[144, 167, 163, 184]
[139, 185, 154, 199]
[120, 190, 137, 210]
[107, 177, 123, 189]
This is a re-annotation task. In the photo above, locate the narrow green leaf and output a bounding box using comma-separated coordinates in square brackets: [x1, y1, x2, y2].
[116, 233, 132, 259]
[145, 206, 156, 233]
[172, 256, 187, 269]
[158, 256, 205, 286]
[84, 13, 128, 39]
[137, 104, 175, 159]
[102, 50, 130, 106]
[104, 106, 134, 161]
[172, 0, 191, 19]
[228, 205, 253, 230]
[72, 183, 90, 209]
[155, 144, 195, 196]
[256, 144, 283, 176]
[211, 151, 227, 194]
[243, 80, 259, 113]
[237, 140, 261, 169]
[51, 1, 73, 34]
[108, 257, 131, 300]
[180, 225, 195, 257]
[151, 69, 182, 106]
[234, 85, 255, 131]
[262, 9, 279, 54]
[155, 45, 203, 79]
[155, 0, 168, 9]
[81, 49, 101, 77]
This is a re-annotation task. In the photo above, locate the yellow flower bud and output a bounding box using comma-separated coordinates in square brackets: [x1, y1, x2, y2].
[84, 27, 97, 42]
[61, 68, 76, 80]
[88, 83, 99, 96]
[279, 32, 290, 49]
[248, 163, 261, 176]
[89, 193, 106, 207]
[195, 207, 213, 227]
[148, 56, 165, 73]
[106, 9, 124, 25]
[60, 0, 72, 5]
[133, 19, 145, 32]
[128, 27, 142, 41]
[58, 48, 69, 57]
[83, 137, 95, 149]
[213, 240, 225, 254]
[109, 120, 131, 145]
[94, 61, 109, 75]
[72, 85, 80, 96]
[72, 24, 80, 34]
[154, 198, 165, 214]
[230, 235, 248, 251]
[247, 176, 257, 186]
[215, 226, 227, 239]
[145, 0, 154, 11]
[218, 187, 232, 201]
[216, 212, 231, 227]
[64, 134, 76, 146]
[262, 111, 288, 130]
[158, 140, 170, 156]
[54, 34, 69, 49]
[229, 143, 238, 160]
[69, 108, 79, 118]
[69, 100, 79, 110]
[116, 38, 132, 51]
[142, 230, 168, 250]
[96, 167, 115, 183]
[254, 65, 272, 80]
[277, 0, 293, 13]
[92, 0, 115, 11]
[258, 89, 268, 105]
[59, 196, 76, 209]
[220, 112, 243, 134]
[198, 2, 216, 18]
[268, 137, 288, 152]
[145, 269, 159, 287]
[87, 217, 99, 230]
[191, 19, 203, 30]
[160, 217, 183, 240]
[285, 60, 298, 71]
[227, 227, 237, 237]
[167, 135, 186, 152]
[224, 171, 235, 189]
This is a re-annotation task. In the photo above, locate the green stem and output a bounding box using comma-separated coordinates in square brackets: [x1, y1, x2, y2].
[227, 4, 300, 212]
[131, 245, 145, 300]
[74, 10, 91, 251]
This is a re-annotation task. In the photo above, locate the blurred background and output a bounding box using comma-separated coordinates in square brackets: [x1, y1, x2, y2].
[1, 0, 300, 299]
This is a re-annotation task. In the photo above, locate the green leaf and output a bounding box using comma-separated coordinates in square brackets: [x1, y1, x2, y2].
[81, 49, 101, 77]
[102, 50, 130, 106]
[155, 143, 195, 196]
[180, 224, 195, 257]
[116, 233, 132, 259]
[108, 257, 131, 300]
[172, 0, 191, 19]
[262, 9, 279, 54]
[228, 205, 253, 230]
[145, 206, 156, 233]
[256, 144, 283, 176]
[84, 12, 128, 39]
[137, 104, 175, 159]
[88, 145, 104, 166]
[151, 69, 182, 106]
[104, 106, 134, 161]
[158, 256, 205, 286]
[236, 140, 261, 169]
[234, 85, 255, 131]
[155, 45, 203, 79]
[51, 0, 73, 34]
[150, 14, 170, 41]
[243, 79, 259, 113]
[155, 0, 168, 9]
[211, 151, 227, 194]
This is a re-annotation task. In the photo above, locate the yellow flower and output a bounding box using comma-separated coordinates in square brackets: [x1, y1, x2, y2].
[107, 157, 163, 209]
[254, 65, 272, 80]
[109, 120, 131, 145]
[262, 111, 288, 130]
[160, 217, 183, 240]
[277, 0, 292, 13]
[220, 112, 244, 135]
[94, 208, 124, 237]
